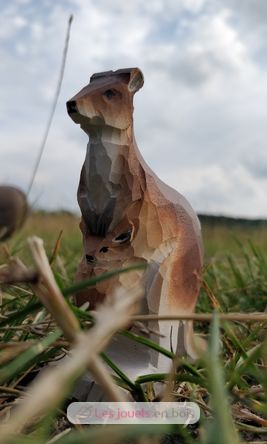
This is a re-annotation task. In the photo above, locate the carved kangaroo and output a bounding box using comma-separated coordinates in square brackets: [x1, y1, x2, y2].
[67, 68, 204, 371]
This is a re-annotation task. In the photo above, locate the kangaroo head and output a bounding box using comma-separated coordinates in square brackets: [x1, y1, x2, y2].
[66, 68, 144, 132]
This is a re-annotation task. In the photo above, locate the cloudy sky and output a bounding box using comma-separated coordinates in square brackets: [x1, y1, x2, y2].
[1, 0, 267, 217]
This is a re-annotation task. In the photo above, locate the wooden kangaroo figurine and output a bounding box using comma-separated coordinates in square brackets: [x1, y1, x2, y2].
[67, 68, 204, 376]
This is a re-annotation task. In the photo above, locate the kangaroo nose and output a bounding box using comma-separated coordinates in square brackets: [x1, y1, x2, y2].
[66, 100, 78, 115]
[85, 254, 96, 264]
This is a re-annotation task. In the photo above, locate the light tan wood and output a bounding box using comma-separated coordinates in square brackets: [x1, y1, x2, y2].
[67, 68, 204, 367]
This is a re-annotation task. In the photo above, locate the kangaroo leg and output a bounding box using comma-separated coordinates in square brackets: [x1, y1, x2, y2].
[145, 240, 203, 371]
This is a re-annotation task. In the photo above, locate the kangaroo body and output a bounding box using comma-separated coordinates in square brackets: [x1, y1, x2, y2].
[67, 68, 203, 369]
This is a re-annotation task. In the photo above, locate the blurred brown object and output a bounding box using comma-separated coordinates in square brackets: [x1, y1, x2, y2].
[0, 185, 28, 241]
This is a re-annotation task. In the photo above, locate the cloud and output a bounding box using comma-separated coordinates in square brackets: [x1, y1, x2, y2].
[242, 148, 267, 180]
[1, 0, 267, 218]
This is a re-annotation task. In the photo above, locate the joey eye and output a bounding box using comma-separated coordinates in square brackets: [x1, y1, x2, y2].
[113, 230, 132, 244]
[103, 89, 118, 100]
[99, 246, 109, 253]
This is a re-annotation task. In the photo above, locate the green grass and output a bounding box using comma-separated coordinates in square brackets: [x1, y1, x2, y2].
[0, 212, 266, 443]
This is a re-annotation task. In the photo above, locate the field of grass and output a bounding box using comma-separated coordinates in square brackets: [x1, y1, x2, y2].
[0, 212, 266, 444]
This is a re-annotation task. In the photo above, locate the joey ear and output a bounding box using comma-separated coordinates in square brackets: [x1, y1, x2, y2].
[128, 68, 144, 94]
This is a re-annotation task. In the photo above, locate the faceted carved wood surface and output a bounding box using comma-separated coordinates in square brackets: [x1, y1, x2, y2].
[67, 68, 204, 384]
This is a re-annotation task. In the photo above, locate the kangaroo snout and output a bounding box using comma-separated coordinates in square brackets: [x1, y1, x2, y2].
[66, 100, 77, 115]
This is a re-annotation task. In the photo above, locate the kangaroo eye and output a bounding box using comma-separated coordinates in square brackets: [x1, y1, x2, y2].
[99, 246, 109, 253]
[103, 89, 117, 100]
[113, 230, 132, 244]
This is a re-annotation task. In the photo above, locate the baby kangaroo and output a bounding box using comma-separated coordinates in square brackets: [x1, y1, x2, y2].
[67, 68, 204, 370]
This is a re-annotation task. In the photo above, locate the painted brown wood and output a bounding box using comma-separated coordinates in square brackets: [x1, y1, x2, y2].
[67, 68, 204, 370]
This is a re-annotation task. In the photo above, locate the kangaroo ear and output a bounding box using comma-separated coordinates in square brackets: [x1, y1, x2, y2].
[128, 68, 144, 94]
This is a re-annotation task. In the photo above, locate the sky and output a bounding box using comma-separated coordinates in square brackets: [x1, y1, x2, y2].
[1, 0, 267, 218]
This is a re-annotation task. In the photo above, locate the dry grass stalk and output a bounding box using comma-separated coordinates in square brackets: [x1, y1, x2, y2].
[132, 313, 267, 322]
[49, 229, 63, 265]
[28, 236, 135, 402]
[0, 282, 143, 441]
[28, 236, 80, 342]
[161, 352, 183, 403]
[0, 258, 37, 285]
[0, 386, 22, 396]
[26, 15, 73, 197]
